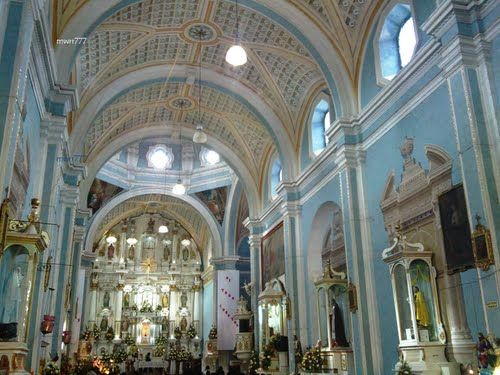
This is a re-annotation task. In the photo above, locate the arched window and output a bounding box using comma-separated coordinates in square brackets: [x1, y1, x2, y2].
[377, 2, 417, 81]
[270, 158, 282, 198]
[311, 99, 330, 156]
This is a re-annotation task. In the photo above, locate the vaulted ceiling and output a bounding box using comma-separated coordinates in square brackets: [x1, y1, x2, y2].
[53, 0, 382, 216]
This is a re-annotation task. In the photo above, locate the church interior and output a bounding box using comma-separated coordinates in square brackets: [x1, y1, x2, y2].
[0, 0, 498, 374]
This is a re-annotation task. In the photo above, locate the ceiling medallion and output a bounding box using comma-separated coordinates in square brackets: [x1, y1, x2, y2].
[183, 23, 218, 44]
[168, 97, 194, 110]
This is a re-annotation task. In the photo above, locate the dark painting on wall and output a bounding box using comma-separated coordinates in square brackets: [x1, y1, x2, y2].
[87, 178, 123, 214]
[195, 186, 228, 224]
[438, 185, 474, 274]
[261, 222, 285, 289]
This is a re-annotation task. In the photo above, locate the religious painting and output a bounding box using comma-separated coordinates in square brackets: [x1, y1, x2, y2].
[471, 217, 494, 271]
[261, 222, 285, 289]
[195, 186, 228, 224]
[438, 185, 474, 274]
[87, 178, 123, 214]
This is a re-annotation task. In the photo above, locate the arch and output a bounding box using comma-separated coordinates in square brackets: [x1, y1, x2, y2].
[55, 0, 355, 119]
[78, 125, 261, 216]
[306, 201, 346, 342]
[83, 188, 224, 259]
[70, 67, 297, 181]
[223, 178, 243, 257]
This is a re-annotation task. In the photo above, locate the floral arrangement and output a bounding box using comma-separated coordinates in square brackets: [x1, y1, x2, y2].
[128, 343, 138, 356]
[248, 351, 259, 375]
[124, 334, 135, 345]
[260, 343, 274, 370]
[208, 325, 217, 339]
[156, 335, 168, 345]
[80, 326, 92, 341]
[112, 346, 128, 363]
[167, 345, 179, 361]
[92, 324, 100, 340]
[177, 347, 193, 362]
[43, 362, 60, 375]
[397, 361, 412, 375]
[93, 356, 120, 375]
[140, 301, 153, 313]
[131, 304, 138, 311]
[105, 327, 114, 341]
[153, 343, 166, 357]
[174, 326, 182, 339]
[186, 324, 197, 339]
[73, 359, 93, 375]
[300, 347, 322, 373]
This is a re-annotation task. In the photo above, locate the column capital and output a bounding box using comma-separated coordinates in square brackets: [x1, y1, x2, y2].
[280, 200, 302, 217]
[40, 115, 67, 144]
[73, 225, 86, 242]
[335, 145, 366, 169]
[58, 184, 79, 206]
[210, 256, 249, 270]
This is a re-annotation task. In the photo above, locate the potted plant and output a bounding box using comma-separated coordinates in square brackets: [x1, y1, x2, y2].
[43, 361, 60, 375]
[260, 343, 274, 371]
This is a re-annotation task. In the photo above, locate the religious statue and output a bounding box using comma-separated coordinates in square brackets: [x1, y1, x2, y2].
[180, 317, 188, 332]
[330, 298, 348, 347]
[103, 291, 111, 308]
[0, 266, 24, 323]
[163, 244, 171, 262]
[128, 244, 135, 260]
[123, 292, 130, 308]
[182, 247, 189, 262]
[121, 318, 129, 332]
[294, 334, 303, 365]
[413, 286, 430, 327]
[107, 243, 115, 260]
[161, 316, 168, 332]
[100, 316, 108, 332]
[180, 292, 188, 308]
[162, 294, 169, 308]
[477, 333, 492, 369]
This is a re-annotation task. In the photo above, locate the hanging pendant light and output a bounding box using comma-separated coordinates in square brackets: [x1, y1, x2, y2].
[193, 26, 207, 143]
[172, 178, 186, 195]
[226, 0, 247, 67]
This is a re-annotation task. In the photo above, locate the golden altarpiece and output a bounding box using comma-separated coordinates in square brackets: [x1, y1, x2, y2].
[0, 199, 49, 375]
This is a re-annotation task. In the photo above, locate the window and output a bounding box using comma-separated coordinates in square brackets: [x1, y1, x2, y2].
[270, 158, 282, 198]
[377, 3, 417, 81]
[311, 99, 330, 156]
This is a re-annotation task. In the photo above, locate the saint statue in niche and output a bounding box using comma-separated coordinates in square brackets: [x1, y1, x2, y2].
[107, 243, 114, 260]
[413, 286, 430, 328]
[123, 292, 130, 308]
[182, 247, 189, 262]
[163, 242, 171, 262]
[180, 292, 188, 308]
[161, 316, 168, 332]
[100, 316, 108, 331]
[180, 316, 188, 331]
[103, 291, 110, 308]
[162, 294, 169, 308]
[0, 266, 24, 323]
[330, 298, 348, 347]
[128, 244, 135, 260]
[121, 318, 129, 332]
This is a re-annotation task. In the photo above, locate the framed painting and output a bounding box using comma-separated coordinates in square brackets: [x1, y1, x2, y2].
[261, 222, 285, 289]
[471, 217, 494, 271]
[438, 185, 474, 274]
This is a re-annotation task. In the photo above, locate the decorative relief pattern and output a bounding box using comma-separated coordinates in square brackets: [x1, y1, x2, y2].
[255, 50, 321, 118]
[336, 0, 368, 29]
[78, 30, 143, 92]
[105, 0, 199, 27]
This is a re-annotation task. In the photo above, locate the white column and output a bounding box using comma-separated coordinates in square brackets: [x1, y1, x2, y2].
[88, 288, 98, 325]
[119, 222, 127, 261]
[115, 288, 123, 340]
[193, 288, 201, 328]
[172, 228, 179, 265]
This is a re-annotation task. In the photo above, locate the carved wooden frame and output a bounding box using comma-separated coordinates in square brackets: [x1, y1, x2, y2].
[471, 223, 494, 271]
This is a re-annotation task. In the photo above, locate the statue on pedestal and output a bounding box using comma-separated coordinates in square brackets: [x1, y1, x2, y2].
[180, 292, 188, 308]
[413, 286, 430, 328]
[100, 316, 108, 332]
[180, 317, 188, 332]
[107, 243, 115, 260]
[0, 266, 24, 323]
[162, 294, 169, 308]
[330, 298, 348, 347]
[123, 292, 130, 308]
[103, 291, 110, 308]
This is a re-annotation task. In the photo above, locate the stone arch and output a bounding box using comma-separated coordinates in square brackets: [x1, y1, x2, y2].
[83, 188, 224, 259]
